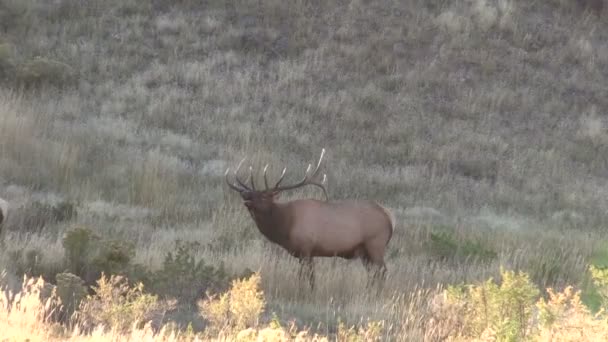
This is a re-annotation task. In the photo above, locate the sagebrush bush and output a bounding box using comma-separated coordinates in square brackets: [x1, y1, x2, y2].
[428, 231, 497, 263]
[91, 239, 136, 277]
[54, 272, 88, 319]
[16, 57, 76, 88]
[62, 226, 100, 276]
[76, 273, 171, 333]
[62, 225, 143, 285]
[150, 240, 229, 306]
[198, 272, 265, 335]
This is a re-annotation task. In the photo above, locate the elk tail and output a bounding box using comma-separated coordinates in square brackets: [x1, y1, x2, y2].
[378, 204, 395, 245]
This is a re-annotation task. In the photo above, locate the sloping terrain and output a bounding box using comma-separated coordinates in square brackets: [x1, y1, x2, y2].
[0, 0, 607, 335]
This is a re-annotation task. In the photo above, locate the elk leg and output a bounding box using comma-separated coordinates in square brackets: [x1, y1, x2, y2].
[363, 262, 386, 294]
[298, 257, 315, 291]
[362, 258, 374, 288]
[365, 239, 387, 289]
[306, 258, 315, 290]
[362, 244, 388, 292]
[374, 262, 387, 290]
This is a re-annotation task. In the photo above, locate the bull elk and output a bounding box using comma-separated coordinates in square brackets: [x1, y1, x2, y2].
[224, 149, 394, 290]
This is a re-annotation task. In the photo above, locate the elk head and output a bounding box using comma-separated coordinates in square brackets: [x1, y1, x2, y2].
[224, 148, 329, 215]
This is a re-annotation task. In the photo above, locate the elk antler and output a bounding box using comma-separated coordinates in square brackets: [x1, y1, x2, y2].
[225, 149, 329, 201]
[225, 158, 252, 193]
[265, 148, 329, 200]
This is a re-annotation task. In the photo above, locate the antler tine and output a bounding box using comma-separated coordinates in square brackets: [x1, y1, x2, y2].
[225, 168, 245, 192]
[309, 173, 328, 201]
[271, 148, 329, 197]
[248, 166, 257, 191]
[225, 157, 251, 192]
[274, 167, 287, 188]
[233, 158, 251, 191]
[263, 164, 270, 190]
[309, 148, 326, 179]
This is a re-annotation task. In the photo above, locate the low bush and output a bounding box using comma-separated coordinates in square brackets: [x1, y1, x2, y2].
[16, 57, 76, 88]
[75, 273, 173, 333]
[431, 266, 608, 341]
[62, 225, 100, 277]
[441, 268, 540, 340]
[62, 226, 142, 285]
[6, 199, 77, 236]
[54, 272, 88, 319]
[428, 231, 497, 263]
[198, 272, 265, 335]
[149, 240, 229, 306]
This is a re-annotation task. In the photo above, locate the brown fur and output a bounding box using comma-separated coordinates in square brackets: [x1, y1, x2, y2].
[242, 195, 394, 289]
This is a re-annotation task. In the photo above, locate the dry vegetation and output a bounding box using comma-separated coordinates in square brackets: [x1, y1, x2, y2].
[0, 0, 608, 340]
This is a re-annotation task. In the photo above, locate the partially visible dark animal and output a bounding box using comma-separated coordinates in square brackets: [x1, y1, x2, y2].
[0, 197, 8, 243]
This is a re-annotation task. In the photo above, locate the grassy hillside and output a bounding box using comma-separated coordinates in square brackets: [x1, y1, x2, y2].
[1, 0, 607, 339]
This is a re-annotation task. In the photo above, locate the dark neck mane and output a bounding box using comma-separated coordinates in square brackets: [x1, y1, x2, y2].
[250, 202, 291, 245]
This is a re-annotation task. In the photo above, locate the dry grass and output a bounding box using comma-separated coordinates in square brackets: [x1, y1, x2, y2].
[0, 0, 608, 339]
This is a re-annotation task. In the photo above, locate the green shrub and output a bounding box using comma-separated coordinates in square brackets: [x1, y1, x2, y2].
[150, 240, 228, 306]
[428, 231, 497, 263]
[429, 231, 458, 260]
[62, 226, 100, 276]
[16, 57, 76, 88]
[92, 239, 136, 277]
[62, 226, 141, 285]
[581, 245, 608, 312]
[589, 265, 608, 308]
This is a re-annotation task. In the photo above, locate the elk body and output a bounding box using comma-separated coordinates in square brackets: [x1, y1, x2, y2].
[225, 149, 394, 290]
